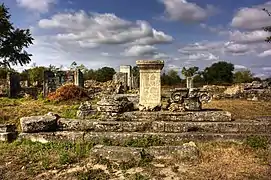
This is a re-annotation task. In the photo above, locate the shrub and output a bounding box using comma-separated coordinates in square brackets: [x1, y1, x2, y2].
[245, 136, 269, 149]
[47, 84, 89, 102]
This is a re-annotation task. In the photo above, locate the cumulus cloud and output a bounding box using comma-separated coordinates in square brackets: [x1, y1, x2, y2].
[224, 42, 253, 55]
[258, 49, 271, 57]
[234, 64, 248, 70]
[38, 11, 173, 47]
[179, 41, 223, 52]
[188, 52, 219, 61]
[229, 30, 270, 44]
[231, 2, 271, 30]
[16, 0, 56, 13]
[159, 0, 217, 22]
[122, 45, 157, 57]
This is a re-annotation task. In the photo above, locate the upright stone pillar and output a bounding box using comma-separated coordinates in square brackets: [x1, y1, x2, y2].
[136, 60, 164, 110]
[120, 65, 132, 89]
[186, 77, 194, 89]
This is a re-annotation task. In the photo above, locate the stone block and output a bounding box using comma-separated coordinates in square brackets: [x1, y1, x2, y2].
[20, 115, 57, 133]
[0, 132, 17, 142]
[136, 60, 164, 110]
[0, 124, 16, 133]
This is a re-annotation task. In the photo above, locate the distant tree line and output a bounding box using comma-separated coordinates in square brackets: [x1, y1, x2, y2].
[161, 61, 264, 86]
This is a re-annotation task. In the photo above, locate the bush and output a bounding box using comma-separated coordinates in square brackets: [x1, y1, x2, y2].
[47, 84, 89, 102]
[245, 136, 269, 149]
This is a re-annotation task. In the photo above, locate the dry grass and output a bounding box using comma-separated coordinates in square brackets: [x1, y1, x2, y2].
[203, 99, 271, 120]
[0, 97, 80, 128]
[176, 142, 271, 180]
[1, 141, 269, 180]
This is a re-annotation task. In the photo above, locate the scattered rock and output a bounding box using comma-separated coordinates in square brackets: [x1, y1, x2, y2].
[20, 115, 57, 133]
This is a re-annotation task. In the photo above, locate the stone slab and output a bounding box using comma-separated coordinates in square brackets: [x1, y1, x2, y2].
[57, 118, 271, 133]
[19, 131, 84, 143]
[117, 111, 232, 122]
[0, 124, 16, 133]
[0, 132, 17, 142]
[91, 143, 199, 162]
[83, 132, 271, 145]
[19, 132, 271, 145]
[18, 131, 271, 145]
[20, 115, 57, 133]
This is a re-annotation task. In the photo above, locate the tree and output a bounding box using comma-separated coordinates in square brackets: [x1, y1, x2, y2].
[27, 66, 47, 84]
[95, 67, 116, 82]
[203, 61, 234, 84]
[0, 67, 15, 79]
[132, 66, 139, 79]
[84, 69, 96, 80]
[0, 4, 34, 68]
[161, 69, 182, 86]
[181, 66, 199, 78]
[233, 70, 254, 83]
[262, 8, 271, 42]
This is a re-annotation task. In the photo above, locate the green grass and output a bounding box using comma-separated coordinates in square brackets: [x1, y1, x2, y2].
[0, 140, 94, 177]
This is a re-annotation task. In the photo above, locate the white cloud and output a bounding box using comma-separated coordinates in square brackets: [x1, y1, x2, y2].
[16, 0, 56, 13]
[179, 41, 223, 52]
[231, 2, 271, 30]
[38, 11, 173, 47]
[224, 42, 252, 55]
[263, 67, 271, 71]
[188, 52, 219, 61]
[229, 30, 270, 44]
[122, 45, 157, 57]
[258, 49, 271, 57]
[160, 0, 217, 22]
[234, 64, 247, 70]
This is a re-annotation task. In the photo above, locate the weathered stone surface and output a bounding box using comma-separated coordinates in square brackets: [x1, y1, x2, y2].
[0, 124, 16, 133]
[18, 131, 271, 145]
[114, 94, 139, 110]
[19, 131, 84, 143]
[20, 115, 57, 133]
[119, 111, 232, 122]
[58, 118, 151, 132]
[0, 132, 17, 142]
[58, 118, 271, 133]
[90, 143, 200, 162]
[83, 132, 271, 145]
[136, 60, 164, 110]
[77, 101, 96, 119]
[97, 96, 134, 114]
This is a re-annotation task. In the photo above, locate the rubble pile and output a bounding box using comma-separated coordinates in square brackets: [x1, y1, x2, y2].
[213, 81, 271, 101]
[97, 95, 134, 116]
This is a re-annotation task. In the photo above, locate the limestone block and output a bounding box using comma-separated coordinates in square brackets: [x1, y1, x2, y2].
[136, 60, 164, 110]
[20, 115, 57, 133]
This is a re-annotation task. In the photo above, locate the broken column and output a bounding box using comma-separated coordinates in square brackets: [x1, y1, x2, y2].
[136, 60, 164, 110]
[120, 65, 132, 89]
[186, 77, 193, 89]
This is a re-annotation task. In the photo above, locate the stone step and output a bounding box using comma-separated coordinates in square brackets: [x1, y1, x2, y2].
[58, 118, 271, 133]
[19, 131, 271, 145]
[90, 143, 199, 163]
[113, 111, 232, 122]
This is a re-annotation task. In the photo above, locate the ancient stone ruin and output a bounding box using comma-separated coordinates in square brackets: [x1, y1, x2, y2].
[136, 60, 164, 111]
[1, 60, 271, 163]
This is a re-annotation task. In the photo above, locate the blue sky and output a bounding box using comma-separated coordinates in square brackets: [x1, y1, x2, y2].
[2, 0, 271, 78]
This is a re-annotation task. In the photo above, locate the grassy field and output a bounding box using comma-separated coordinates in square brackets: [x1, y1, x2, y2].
[0, 140, 270, 179]
[1, 97, 271, 179]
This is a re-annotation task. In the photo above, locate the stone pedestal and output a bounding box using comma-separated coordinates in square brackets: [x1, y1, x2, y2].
[136, 60, 164, 110]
